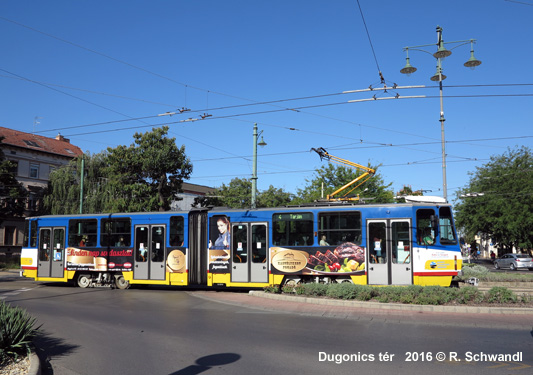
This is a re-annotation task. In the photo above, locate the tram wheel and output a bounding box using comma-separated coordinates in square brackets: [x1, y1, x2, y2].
[77, 274, 91, 288]
[115, 275, 130, 290]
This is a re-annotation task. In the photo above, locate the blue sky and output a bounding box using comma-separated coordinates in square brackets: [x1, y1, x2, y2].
[2, 0, 532, 203]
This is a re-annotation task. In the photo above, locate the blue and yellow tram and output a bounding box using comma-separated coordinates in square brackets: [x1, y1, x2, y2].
[20, 202, 462, 289]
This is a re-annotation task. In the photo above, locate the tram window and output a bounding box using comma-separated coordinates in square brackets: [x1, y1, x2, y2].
[368, 222, 386, 264]
[392, 221, 411, 264]
[101, 218, 131, 247]
[136, 227, 148, 262]
[232, 225, 247, 263]
[151, 226, 165, 262]
[318, 211, 362, 245]
[39, 229, 51, 261]
[272, 212, 313, 246]
[24, 221, 38, 247]
[169, 216, 185, 246]
[252, 224, 267, 263]
[53, 229, 65, 262]
[30, 221, 37, 247]
[24, 221, 29, 247]
[439, 207, 457, 245]
[68, 219, 97, 247]
[416, 209, 436, 246]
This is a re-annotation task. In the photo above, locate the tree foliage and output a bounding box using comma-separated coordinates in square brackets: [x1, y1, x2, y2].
[395, 185, 424, 203]
[0, 137, 27, 222]
[195, 178, 293, 209]
[44, 127, 192, 214]
[44, 153, 109, 214]
[293, 163, 394, 205]
[454, 146, 533, 252]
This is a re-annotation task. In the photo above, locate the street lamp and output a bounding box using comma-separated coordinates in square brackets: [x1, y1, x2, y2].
[400, 26, 481, 202]
[251, 123, 267, 209]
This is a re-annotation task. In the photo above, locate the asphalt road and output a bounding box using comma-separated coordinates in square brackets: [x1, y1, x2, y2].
[1, 273, 532, 375]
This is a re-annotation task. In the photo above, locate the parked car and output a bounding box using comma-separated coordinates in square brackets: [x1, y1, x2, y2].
[493, 253, 533, 271]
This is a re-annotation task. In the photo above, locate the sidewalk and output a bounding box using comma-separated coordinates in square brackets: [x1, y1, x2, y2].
[0, 269, 22, 278]
[192, 290, 533, 330]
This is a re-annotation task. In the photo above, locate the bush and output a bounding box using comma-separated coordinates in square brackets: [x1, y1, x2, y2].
[326, 283, 358, 300]
[456, 286, 484, 304]
[0, 301, 39, 365]
[374, 286, 405, 303]
[517, 293, 532, 304]
[300, 282, 328, 297]
[263, 284, 280, 294]
[281, 284, 295, 294]
[413, 285, 456, 305]
[485, 287, 517, 304]
[272, 280, 532, 307]
[461, 264, 489, 278]
[353, 285, 375, 301]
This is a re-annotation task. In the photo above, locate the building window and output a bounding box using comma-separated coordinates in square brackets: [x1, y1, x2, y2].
[30, 164, 39, 179]
[3, 226, 16, 246]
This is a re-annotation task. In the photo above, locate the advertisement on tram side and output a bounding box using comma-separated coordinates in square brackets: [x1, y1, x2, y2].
[66, 247, 134, 272]
[270, 242, 366, 276]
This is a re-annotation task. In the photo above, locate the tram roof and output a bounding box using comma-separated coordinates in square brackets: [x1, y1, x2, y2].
[27, 200, 452, 220]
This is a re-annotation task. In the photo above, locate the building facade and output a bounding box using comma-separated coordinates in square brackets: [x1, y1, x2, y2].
[0, 127, 83, 255]
[171, 182, 216, 211]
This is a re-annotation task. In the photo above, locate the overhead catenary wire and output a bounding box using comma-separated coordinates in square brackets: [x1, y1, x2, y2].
[4, 64, 532, 141]
[3, 69, 532, 117]
[355, 0, 385, 83]
[54, 92, 533, 138]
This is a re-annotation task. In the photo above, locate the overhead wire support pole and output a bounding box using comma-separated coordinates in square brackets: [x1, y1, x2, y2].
[251, 123, 267, 209]
[251, 123, 259, 209]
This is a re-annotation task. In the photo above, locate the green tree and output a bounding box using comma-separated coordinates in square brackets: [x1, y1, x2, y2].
[105, 126, 192, 212]
[44, 127, 193, 214]
[293, 163, 394, 204]
[0, 137, 27, 223]
[195, 178, 294, 208]
[257, 185, 294, 207]
[454, 146, 533, 252]
[395, 185, 424, 203]
[199, 178, 252, 209]
[44, 153, 110, 215]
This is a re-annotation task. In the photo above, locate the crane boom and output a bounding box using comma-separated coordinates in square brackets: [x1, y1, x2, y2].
[311, 147, 376, 202]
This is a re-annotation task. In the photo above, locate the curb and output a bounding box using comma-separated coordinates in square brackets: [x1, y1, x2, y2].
[29, 348, 41, 375]
[249, 291, 533, 315]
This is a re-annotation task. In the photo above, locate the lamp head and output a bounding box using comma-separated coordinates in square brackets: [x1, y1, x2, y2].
[400, 57, 417, 75]
[433, 45, 452, 59]
[464, 51, 482, 69]
[258, 136, 267, 147]
[430, 65, 447, 81]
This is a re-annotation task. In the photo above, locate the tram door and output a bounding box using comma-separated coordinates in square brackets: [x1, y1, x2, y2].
[367, 219, 412, 285]
[133, 225, 166, 280]
[231, 223, 269, 283]
[37, 227, 65, 278]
